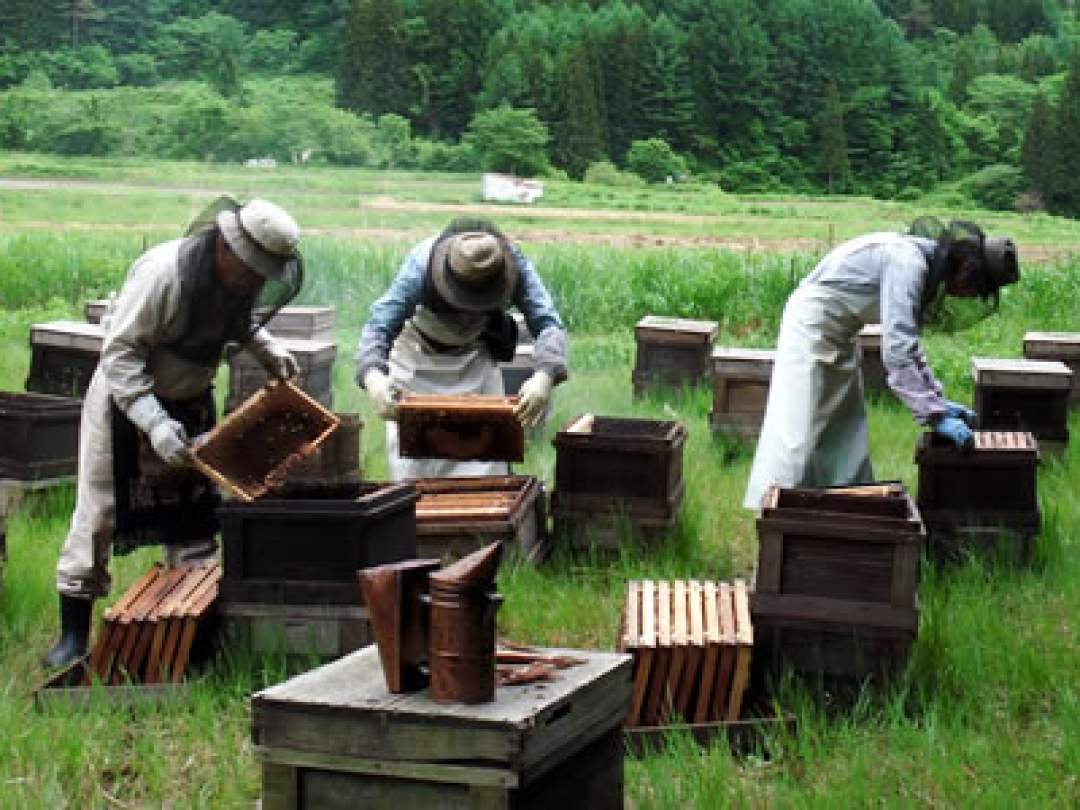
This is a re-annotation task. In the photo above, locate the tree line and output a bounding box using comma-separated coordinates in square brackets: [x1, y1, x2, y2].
[3, 1, 1080, 214]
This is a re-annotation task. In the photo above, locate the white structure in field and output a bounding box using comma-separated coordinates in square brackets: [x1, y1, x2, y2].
[481, 173, 544, 204]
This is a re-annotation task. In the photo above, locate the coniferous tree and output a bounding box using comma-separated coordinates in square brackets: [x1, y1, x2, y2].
[817, 83, 850, 193]
[550, 42, 605, 179]
[1021, 91, 1059, 205]
[336, 0, 412, 118]
[1054, 57, 1080, 215]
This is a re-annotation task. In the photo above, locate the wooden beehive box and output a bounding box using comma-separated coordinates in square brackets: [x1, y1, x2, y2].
[226, 337, 337, 413]
[972, 357, 1072, 449]
[83, 298, 110, 325]
[0, 391, 82, 481]
[708, 347, 775, 438]
[218, 481, 418, 606]
[414, 475, 548, 564]
[915, 431, 1041, 562]
[265, 306, 336, 342]
[752, 483, 925, 680]
[619, 580, 752, 729]
[500, 343, 535, 396]
[251, 644, 632, 810]
[397, 394, 525, 462]
[632, 315, 718, 395]
[1023, 331, 1080, 404]
[193, 380, 340, 501]
[275, 413, 362, 495]
[856, 324, 889, 394]
[26, 319, 104, 398]
[218, 601, 372, 660]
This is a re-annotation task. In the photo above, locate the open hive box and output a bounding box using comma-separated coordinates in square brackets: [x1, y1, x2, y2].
[413, 475, 547, 563]
[397, 394, 524, 462]
[192, 380, 339, 501]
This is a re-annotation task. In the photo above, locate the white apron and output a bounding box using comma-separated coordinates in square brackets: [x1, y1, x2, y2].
[386, 320, 509, 481]
[743, 283, 878, 509]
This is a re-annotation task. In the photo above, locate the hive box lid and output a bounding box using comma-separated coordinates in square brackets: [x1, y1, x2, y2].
[251, 643, 631, 774]
[553, 413, 686, 453]
[857, 323, 882, 348]
[30, 320, 104, 351]
[972, 357, 1073, 389]
[230, 337, 338, 368]
[635, 316, 718, 345]
[1023, 331, 1080, 361]
[710, 347, 776, 377]
[265, 306, 336, 339]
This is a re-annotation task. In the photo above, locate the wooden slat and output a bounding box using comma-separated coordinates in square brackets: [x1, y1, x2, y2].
[727, 580, 753, 722]
[663, 581, 687, 722]
[673, 580, 704, 718]
[711, 583, 737, 722]
[693, 582, 720, 724]
[625, 582, 649, 727]
[643, 581, 671, 726]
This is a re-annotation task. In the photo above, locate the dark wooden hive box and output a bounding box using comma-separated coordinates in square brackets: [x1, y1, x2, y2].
[1023, 331, 1080, 404]
[553, 413, 686, 516]
[251, 644, 632, 810]
[915, 430, 1041, 562]
[0, 391, 82, 481]
[751, 483, 925, 681]
[25, 320, 103, 398]
[413, 475, 548, 564]
[856, 324, 890, 395]
[632, 315, 719, 395]
[972, 357, 1072, 448]
[226, 337, 337, 413]
[218, 482, 418, 606]
[397, 395, 525, 462]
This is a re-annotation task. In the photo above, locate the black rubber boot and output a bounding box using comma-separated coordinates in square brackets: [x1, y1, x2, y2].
[41, 595, 93, 669]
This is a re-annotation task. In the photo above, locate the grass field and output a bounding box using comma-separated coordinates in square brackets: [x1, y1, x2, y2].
[1, 155, 1079, 808]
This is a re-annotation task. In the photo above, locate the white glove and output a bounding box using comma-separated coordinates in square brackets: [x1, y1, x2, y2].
[514, 370, 553, 429]
[363, 369, 401, 421]
[149, 419, 191, 467]
[263, 347, 300, 381]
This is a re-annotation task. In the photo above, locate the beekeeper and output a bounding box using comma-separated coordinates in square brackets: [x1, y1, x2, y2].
[357, 219, 568, 480]
[42, 198, 304, 669]
[744, 218, 1019, 510]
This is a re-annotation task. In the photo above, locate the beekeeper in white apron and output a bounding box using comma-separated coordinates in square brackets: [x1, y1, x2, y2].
[356, 219, 568, 481]
[744, 218, 1020, 509]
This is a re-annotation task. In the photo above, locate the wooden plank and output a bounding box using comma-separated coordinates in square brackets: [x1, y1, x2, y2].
[711, 583, 736, 722]
[693, 582, 720, 724]
[170, 572, 220, 683]
[146, 566, 216, 684]
[750, 593, 919, 631]
[673, 580, 704, 718]
[664, 581, 687, 722]
[643, 581, 671, 726]
[727, 581, 752, 722]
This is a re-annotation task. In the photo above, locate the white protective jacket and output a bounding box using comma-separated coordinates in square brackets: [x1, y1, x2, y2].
[743, 233, 947, 509]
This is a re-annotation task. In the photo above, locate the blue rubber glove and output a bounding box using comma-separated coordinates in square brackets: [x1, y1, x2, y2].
[933, 415, 975, 450]
[944, 400, 977, 426]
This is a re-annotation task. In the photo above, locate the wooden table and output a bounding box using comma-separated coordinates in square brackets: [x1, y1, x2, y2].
[252, 644, 632, 810]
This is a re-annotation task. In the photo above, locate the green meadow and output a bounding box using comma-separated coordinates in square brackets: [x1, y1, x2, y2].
[1, 157, 1078, 807]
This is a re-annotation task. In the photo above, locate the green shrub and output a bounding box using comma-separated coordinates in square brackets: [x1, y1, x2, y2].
[464, 106, 550, 176]
[959, 164, 1026, 211]
[115, 53, 159, 87]
[414, 140, 480, 172]
[583, 161, 645, 187]
[625, 138, 686, 183]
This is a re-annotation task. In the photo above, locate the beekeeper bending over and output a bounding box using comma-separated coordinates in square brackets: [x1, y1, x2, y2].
[744, 218, 1019, 509]
[357, 218, 568, 480]
[43, 198, 304, 669]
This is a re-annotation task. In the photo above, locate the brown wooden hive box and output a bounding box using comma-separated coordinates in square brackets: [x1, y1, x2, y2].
[218, 481, 419, 606]
[619, 579, 752, 729]
[1023, 331, 1080, 403]
[226, 337, 337, 413]
[632, 315, 719, 395]
[251, 643, 632, 810]
[915, 430, 1041, 563]
[752, 483, 925, 681]
[275, 412, 362, 495]
[217, 601, 372, 660]
[0, 391, 82, 481]
[972, 357, 1072, 448]
[856, 324, 889, 394]
[413, 475, 549, 564]
[397, 395, 525, 462]
[708, 347, 775, 438]
[25, 320, 104, 398]
[83, 298, 110, 325]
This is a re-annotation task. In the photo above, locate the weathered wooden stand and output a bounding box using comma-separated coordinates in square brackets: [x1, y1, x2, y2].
[752, 483, 925, 681]
[972, 357, 1072, 451]
[1023, 331, 1080, 405]
[552, 414, 686, 549]
[26, 319, 103, 398]
[915, 431, 1041, 563]
[708, 347, 775, 439]
[251, 644, 632, 810]
[226, 337, 337, 413]
[632, 316, 718, 395]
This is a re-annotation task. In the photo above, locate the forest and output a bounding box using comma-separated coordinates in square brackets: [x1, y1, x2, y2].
[2, 1, 1080, 214]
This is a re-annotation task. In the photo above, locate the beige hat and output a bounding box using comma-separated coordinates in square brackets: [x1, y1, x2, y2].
[429, 232, 517, 312]
[216, 199, 300, 280]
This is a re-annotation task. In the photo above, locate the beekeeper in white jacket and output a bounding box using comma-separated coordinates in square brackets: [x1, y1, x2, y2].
[42, 199, 304, 669]
[356, 218, 568, 481]
[744, 218, 1019, 509]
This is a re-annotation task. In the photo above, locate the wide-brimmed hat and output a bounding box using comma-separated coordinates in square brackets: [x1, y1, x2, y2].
[429, 231, 517, 312]
[216, 199, 300, 281]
